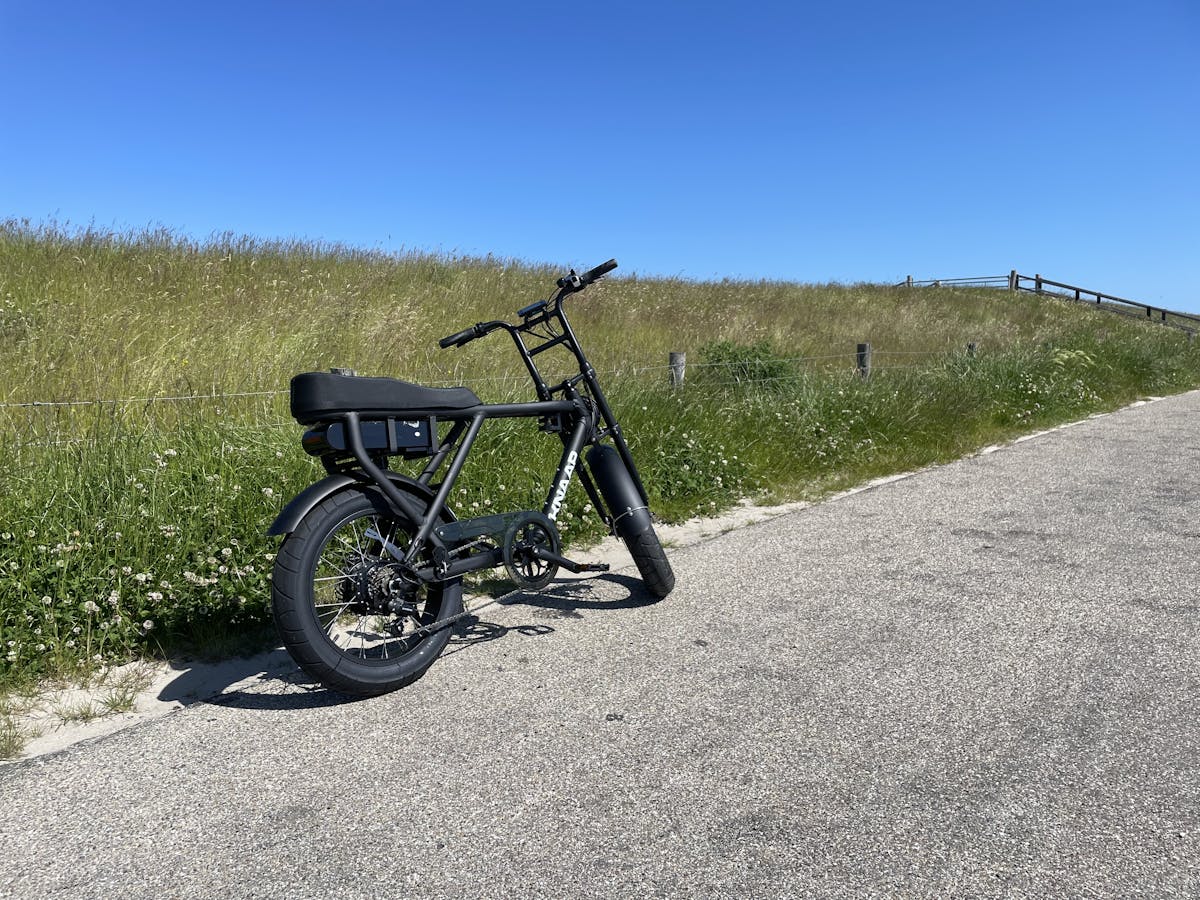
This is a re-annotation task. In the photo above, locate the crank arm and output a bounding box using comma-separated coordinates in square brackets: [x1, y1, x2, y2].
[530, 546, 610, 574]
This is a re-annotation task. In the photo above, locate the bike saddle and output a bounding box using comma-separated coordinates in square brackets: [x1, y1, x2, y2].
[289, 371, 481, 424]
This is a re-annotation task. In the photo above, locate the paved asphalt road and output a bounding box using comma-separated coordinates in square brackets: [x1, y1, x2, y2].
[3, 392, 1199, 898]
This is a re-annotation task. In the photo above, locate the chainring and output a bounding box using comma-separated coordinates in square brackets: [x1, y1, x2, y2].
[501, 512, 561, 591]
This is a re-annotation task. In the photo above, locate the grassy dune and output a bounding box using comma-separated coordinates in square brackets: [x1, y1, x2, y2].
[2, 220, 1198, 706]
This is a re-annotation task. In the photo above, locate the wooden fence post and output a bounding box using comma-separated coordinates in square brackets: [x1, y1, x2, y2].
[906, 275, 913, 288]
[856, 342, 872, 379]
[669, 351, 686, 387]
[1035, 274, 1043, 294]
[1008, 270, 1018, 292]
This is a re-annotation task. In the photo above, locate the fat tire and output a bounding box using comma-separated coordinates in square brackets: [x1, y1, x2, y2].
[271, 486, 462, 696]
[624, 525, 675, 599]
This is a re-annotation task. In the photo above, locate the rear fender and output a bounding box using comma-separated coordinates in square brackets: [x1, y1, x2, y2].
[267, 472, 449, 536]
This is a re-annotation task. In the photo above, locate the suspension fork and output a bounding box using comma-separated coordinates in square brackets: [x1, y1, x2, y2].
[552, 303, 651, 508]
[584, 375, 651, 507]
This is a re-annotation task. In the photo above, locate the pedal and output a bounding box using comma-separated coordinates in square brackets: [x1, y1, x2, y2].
[529, 547, 609, 574]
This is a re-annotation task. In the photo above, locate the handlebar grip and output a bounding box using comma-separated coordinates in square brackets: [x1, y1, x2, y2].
[439, 326, 477, 349]
[581, 258, 618, 284]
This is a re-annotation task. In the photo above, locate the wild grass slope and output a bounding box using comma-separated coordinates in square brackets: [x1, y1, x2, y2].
[1, 221, 1197, 713]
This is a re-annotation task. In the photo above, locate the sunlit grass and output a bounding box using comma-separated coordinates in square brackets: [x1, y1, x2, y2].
[2, 219, 1198, 712]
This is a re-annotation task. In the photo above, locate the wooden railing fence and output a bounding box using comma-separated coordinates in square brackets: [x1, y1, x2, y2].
[899, 271, 1199, 336]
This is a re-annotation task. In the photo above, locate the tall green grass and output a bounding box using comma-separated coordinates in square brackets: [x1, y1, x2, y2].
[2, 220, 1198, 698]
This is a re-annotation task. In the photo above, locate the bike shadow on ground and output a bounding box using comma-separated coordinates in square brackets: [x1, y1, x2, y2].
[158, 649, 354, 712]
[440, 571, 659, 659]
[494, 571, 662, 620]
[182, 573, 656, 711]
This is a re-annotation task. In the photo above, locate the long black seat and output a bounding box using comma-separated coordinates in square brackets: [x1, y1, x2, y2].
[290, 372, 480, 424]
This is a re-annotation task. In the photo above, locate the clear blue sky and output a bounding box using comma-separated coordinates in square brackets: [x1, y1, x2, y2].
[2, 1, 1197, 309]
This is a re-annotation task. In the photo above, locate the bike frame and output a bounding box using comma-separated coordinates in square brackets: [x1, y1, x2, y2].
[325, 285, 650, 581]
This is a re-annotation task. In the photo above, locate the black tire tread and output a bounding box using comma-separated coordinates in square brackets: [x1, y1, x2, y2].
[624, 525, 674, 599]
[270, 487, 462, 696]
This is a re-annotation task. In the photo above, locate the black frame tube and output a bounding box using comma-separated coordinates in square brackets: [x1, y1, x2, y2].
[343, 411, 431, 529]
[542, 411, 593, 519]
[407, 412, 485, 562]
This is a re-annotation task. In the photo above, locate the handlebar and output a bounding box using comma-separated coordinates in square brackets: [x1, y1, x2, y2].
[557, 258, 618, 292]
[440, 259, 618, 351]
[438, 324, 481, 349]
[581, 258, 618, 284]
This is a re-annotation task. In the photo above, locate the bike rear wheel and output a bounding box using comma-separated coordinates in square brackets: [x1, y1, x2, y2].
[271, 486, 462, 696]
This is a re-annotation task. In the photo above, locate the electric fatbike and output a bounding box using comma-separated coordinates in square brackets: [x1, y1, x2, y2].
[268, 259, 674, 695]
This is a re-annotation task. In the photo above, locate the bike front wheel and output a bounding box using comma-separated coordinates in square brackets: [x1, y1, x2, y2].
[271, 486, 463, 696]
[624, 524, 675, 599]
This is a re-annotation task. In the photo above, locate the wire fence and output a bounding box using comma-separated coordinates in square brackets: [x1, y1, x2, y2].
[4, 346, 962, 450]
[895, 275, 1011, 289]
[0, 349, 961, 412]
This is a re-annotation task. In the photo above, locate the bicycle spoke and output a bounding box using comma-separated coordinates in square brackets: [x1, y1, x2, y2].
[318, 601, 353, 634]
[302, 506, 446, 668]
